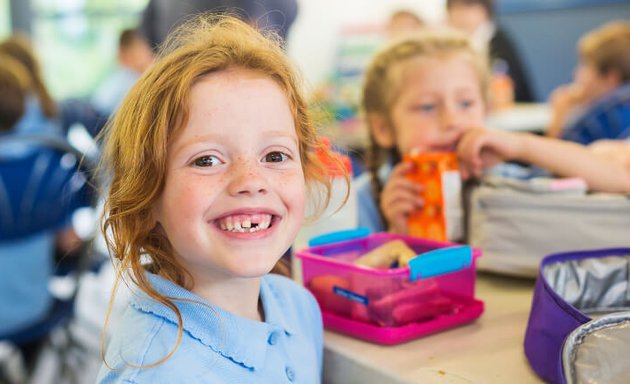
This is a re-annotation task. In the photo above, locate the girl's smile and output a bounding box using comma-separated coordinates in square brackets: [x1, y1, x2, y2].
[214, 211, 276, 233]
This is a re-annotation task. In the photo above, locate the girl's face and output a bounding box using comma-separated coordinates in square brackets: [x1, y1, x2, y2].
[377, 55, 486, 155]
[153, 69, 305, 283]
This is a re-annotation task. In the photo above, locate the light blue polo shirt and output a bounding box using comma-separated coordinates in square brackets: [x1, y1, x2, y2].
[97, 272, 323, 383]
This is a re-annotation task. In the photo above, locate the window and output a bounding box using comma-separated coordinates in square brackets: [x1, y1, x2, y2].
[0, 0, 10, 38]
[31, 0, 148, 99]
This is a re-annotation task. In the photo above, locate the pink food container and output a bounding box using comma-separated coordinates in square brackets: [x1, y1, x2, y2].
[296, 232, 484, 345]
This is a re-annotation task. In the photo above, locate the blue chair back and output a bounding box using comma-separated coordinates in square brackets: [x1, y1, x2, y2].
[0, 134, 96, 340]
[0, 134, 94, 241]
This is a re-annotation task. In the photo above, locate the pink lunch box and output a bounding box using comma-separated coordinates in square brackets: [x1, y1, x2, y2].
[296, 232, 484, 345]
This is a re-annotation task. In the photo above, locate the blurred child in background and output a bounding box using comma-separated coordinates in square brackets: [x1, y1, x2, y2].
[0, 34, 60, 137]
[446, 0, 533, 108]
[386, 9, 425, 39]
[0, 53, 90, 376]
[97, 14, 338, 383]
[0, 55, 49, 343]
[546, 21, 630, 144]
[91, 28, 154, 117]
[0, 34, 85, 266]
[457, 20, 630, 194]
[355, 30, 488, 235]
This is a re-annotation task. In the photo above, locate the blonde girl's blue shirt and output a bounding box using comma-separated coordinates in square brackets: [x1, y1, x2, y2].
[97, 273, 323, 384]
[355, 163, 392, 233]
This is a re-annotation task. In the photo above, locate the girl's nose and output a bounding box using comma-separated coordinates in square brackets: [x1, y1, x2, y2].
[227, 160, 269, 196]
[440, 106, 459, 131]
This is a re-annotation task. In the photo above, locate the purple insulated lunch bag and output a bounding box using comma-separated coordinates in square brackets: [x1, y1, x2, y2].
[524, 248, 630, 383]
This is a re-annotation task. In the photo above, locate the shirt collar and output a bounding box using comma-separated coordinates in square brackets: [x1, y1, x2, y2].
[128, 273, 294, 370]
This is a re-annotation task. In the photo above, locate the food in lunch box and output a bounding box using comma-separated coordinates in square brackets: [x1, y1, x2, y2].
[308, 275, 351, 316]
[367, 281, 455, 326]
[352, 239, 416, 269]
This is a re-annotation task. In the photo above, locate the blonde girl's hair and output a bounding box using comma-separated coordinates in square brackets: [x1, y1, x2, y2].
[361, 29, 489, 229]
[0, 34, 57, 118]
[99, 13, 340, 367]
[578, 20, 630, 82]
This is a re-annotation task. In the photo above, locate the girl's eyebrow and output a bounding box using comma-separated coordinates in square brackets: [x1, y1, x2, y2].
[454, 86, 483, 94]
[172, 130, 299, 153]
[170, 133, 223, 155]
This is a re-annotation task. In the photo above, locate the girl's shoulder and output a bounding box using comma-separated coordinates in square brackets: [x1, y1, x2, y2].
[263, 273, 310, 299]
[261, 273, 323, 340]
[262, 273, 319, 313]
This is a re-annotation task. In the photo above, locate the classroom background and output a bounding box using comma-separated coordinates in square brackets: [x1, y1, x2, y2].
[3, 0, 629, 102]
[2, 0, 630, 383]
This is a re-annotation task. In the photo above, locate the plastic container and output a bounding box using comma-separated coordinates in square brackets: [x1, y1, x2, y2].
[296, 233, 483, 345]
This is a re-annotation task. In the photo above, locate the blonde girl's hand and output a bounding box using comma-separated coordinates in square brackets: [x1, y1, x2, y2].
[588, 140, 630, 168]
[457, 127, 521, 179]
[380, 161, 424, 234]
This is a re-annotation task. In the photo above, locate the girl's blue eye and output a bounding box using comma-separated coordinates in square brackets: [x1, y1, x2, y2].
[459, 100, 474, 109]
[194, 155, 221, 167]
[415, 104, 436, 113]
[264, 151, 289, 163]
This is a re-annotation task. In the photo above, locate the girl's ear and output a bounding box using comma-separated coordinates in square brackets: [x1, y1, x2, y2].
[368, 113, 395, 148]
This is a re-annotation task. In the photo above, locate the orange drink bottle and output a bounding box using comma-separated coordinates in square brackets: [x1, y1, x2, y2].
[403, 152, 462, 241]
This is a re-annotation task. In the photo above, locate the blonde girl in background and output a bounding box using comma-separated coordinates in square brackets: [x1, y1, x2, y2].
[355, 30, 488, 235]
[97, 15, 339, 383]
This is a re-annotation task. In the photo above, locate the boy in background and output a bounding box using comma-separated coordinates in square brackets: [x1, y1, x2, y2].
[457, 22, 630, 194]
[91, 28, 154, 117]
[546, 21, 630, 144]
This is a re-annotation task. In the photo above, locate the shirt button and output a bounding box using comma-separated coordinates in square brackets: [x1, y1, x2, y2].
[285, 366, 295, 382]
